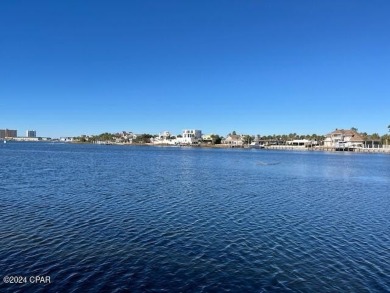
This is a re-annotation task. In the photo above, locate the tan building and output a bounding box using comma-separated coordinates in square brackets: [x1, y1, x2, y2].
[324, 129, 364, 148]
[202, 134, 215, 144]
[223, 134, 245, 147]
[0, 129, 17, 139]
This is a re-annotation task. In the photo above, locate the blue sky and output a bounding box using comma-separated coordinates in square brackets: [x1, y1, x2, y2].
[1, 0, 389, 137]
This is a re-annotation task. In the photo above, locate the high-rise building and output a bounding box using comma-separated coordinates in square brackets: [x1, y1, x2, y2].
[6, 129, 17, 137]
[0, 129, 17, 138]
[26, 130, 37, 138]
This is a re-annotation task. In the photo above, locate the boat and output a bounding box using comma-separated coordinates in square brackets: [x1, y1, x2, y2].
[249, 141, 264, 149]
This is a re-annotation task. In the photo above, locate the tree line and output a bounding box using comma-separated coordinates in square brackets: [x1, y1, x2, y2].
[74, 125, 390, 145]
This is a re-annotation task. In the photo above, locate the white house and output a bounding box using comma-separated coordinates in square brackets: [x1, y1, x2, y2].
[60, 137, 74, 142]
[176, 129, 202, 145]
[152, 131, 176, 145]
[159, 131, 172, 140]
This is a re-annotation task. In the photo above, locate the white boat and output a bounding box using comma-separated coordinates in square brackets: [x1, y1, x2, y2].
[249, 141, 264, 149]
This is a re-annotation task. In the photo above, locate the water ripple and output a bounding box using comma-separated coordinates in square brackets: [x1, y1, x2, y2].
[1, 143, 389, 292]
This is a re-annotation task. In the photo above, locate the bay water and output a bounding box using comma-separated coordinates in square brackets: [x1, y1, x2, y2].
[1, 143, 389, 292]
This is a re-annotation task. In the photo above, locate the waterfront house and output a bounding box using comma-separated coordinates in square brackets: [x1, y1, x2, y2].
[60, 137, 74, 142]
[159, 131, 172, 140]
[201, 134, 215, 144]
[324, 129, 364, 148]
[152, 131, 176, 145]
[116, 131, 137, 144]
[176, 129, 202, 145]
[223, 134, 244, 147]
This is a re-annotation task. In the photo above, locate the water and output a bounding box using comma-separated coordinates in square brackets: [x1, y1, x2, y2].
[1, 142, 389, 292]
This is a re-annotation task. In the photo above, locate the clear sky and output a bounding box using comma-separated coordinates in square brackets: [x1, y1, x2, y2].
[1, 0, 389, 138]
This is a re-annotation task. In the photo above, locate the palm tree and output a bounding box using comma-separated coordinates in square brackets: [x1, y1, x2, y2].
[386, 125, 390, 147]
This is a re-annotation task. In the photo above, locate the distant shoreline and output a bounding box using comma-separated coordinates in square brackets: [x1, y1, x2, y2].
[70, 141, 390, 154]
[4, 140, 390, 154]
